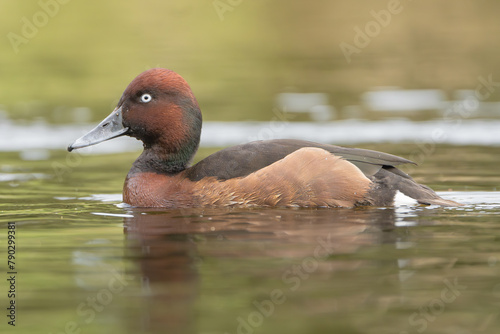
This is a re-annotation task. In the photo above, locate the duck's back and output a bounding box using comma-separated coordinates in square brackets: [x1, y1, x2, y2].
[185, 139, 412, 180]
[184, 139, 461, 207]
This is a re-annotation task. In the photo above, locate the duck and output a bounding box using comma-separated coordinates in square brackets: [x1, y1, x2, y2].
[68, 68, 461, 208]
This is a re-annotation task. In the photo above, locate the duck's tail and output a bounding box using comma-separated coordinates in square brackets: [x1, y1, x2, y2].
[369, 166, 463, 207]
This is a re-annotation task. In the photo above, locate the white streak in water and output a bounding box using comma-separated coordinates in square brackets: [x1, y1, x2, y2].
[2, 117, 500, 153]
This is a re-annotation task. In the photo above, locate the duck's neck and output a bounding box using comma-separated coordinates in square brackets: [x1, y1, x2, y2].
[129, 141, 199, 176]
[127, 100, 202, 176]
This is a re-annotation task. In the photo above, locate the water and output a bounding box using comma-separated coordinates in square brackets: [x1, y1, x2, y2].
[3, 1, 500, 333]
[4, 117, 500, 154]
[1, 142, 500, 334]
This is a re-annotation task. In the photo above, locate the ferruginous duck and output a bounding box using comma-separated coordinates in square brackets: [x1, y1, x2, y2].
[68, 68, 461, 208]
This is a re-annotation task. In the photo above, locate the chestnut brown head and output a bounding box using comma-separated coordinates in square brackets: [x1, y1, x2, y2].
[119, 68, 202, 152]
[68, 68, 202, 168]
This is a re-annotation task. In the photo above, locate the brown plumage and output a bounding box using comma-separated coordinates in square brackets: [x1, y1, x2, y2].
[124, 147, 373, 208]
[68, 68, 462, 208]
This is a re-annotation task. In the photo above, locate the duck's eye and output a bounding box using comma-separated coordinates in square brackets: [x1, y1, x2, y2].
[140, 93, 152, 103]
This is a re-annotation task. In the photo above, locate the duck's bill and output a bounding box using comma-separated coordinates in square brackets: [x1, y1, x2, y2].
[67, 107, 129, 152]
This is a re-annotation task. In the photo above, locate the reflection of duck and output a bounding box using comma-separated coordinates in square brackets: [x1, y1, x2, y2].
[123, 207, 398, 332]
[125, 211, 199, 334]
[68, 68, 461, 208]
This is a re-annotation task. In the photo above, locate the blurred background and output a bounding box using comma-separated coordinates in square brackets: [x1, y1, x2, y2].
[2, 0, 500, 124]
[2, 2, 500, 334]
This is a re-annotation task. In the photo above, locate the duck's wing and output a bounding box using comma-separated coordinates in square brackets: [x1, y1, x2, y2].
[185, 139, 415, 181]
[185, 139, 461, 207]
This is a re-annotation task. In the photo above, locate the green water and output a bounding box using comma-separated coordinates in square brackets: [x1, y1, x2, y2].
[2, 1, 500, 333]
[1, 145, 500, 334]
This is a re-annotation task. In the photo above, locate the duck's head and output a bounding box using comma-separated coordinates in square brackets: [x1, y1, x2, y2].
[68, 68, 202, 168]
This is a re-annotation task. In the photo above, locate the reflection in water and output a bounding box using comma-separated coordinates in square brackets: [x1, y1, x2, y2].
[105, 191, 500, 334]
[124, 211, 200, 334]
[123, 207, 398, 333]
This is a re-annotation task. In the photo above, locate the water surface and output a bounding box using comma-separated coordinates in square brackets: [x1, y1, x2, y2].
[3, 1, 500, 333]
[1, 145, 500, 334]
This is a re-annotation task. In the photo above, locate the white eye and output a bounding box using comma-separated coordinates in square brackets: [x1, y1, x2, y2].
[140, 93, 152, 103]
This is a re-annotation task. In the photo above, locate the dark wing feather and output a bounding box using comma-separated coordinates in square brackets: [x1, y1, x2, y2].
[185, 139, 415, 181]
[371, 167, 462, 206]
